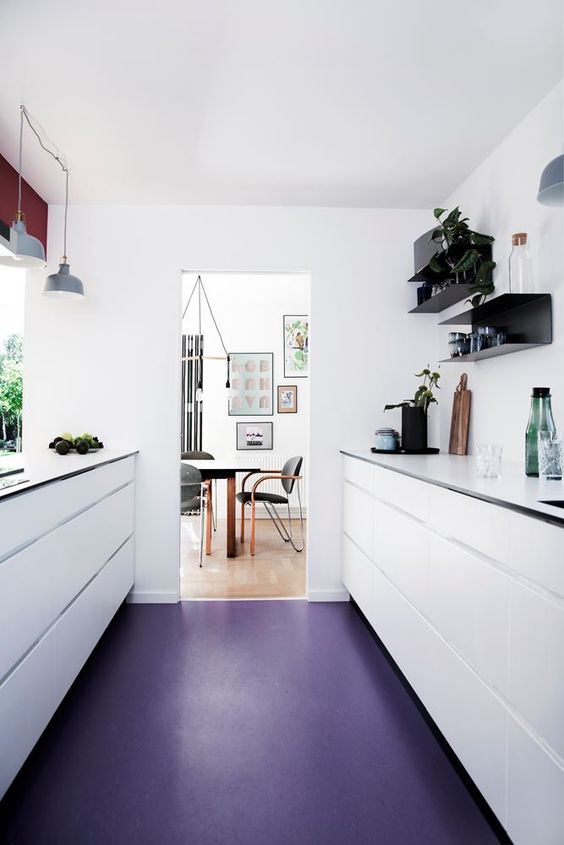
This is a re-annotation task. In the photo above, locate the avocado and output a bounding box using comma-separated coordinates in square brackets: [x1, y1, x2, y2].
[76, 440, 89, 455]
[56, 440, 71, 455]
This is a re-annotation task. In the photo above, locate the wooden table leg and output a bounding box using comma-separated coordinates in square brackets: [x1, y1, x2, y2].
[226, 475, 236, 558]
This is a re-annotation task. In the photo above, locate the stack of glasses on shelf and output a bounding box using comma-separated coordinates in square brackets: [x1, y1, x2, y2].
[448, 326, 506, 357]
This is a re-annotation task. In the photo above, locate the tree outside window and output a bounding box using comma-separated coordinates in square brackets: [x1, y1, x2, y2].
[0, 334, 23, 454]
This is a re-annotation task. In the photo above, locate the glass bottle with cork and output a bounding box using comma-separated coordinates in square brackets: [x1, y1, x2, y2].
[509, 232, 533, 294]
[525, 387, 556, 476]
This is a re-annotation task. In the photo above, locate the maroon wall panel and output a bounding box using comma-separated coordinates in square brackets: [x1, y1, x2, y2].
[0, 154, 48, 251]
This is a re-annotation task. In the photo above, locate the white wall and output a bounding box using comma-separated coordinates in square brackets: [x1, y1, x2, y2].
[437, 80, 564, 460]
[182, 271, 310, 518]
[24, 206, 434, 602]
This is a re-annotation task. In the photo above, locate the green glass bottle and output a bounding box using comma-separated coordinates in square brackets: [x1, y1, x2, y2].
[525, 387, 556, 477]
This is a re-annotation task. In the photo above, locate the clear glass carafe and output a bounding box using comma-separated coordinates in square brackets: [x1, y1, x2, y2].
[509, 232, 533, 294]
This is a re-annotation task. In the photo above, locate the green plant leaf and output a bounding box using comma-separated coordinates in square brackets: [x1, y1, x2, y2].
[433, 207, 446, 219]
[470, 231, 495, 245]
[430, 228, 443, 243]
[428, 255, 443, 274]
[452, 248, 480, 273]
[383, 402, 410, 411]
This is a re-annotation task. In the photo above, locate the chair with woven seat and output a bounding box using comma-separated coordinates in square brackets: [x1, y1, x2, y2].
[181, 463, 213, 566]
[236, 456, 304, 556]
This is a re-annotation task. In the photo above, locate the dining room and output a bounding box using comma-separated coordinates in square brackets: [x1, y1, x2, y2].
[179, 271, 310, 600]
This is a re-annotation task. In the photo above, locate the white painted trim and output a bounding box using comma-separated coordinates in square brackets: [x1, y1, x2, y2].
[307, 587, 349, 602]
[127, 589, 179, 604]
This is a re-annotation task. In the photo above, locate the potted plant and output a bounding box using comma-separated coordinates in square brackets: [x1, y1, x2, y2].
[384, 366, 440, 451]
[429, 207, 496, 307]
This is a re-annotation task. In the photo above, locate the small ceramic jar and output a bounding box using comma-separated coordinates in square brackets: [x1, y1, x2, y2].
[374, 428, 398, 451]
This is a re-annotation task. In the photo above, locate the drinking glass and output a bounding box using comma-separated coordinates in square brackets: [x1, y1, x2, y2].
[475, 444, 503, 478]
[538, 431, 563, 480]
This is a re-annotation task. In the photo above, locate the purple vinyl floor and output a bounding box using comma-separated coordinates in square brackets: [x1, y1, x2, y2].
[0, 601, 503, 845]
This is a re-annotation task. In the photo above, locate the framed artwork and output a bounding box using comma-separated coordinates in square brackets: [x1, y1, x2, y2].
[277, 384, 297, 414]
[283, 315, 309, 377]
[228, 353, 273, 416]
[236, 422, 273, 451]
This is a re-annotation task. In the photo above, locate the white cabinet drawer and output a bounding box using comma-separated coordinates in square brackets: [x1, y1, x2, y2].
[343, 456, 374, 494]
[0, 456, 135, 561]
[420, 614, 508, 822]
[342, 534, 374, 626]
[507, 715, 564, 845]
[373, 465, 429, 522]
[429, 485, 509, 564]
[506, 512, 564, 598]
[0, 483, 134, 680]
[508, 582, 564, 760]
[55, 537, 134, 696]
[343, 480, 373, 560]
[0, 537, 133, 798]
[373, 499, 429, 611]
[427, 533, 510, 694]
[371, 563, 507, 820]
[372, 562, 431, 702]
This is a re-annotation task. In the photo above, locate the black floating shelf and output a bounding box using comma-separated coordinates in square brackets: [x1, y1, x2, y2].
[440, 343, 545, 363]
[439, 293, 550, 327]
[409, 284, 474, 314]
[439, 293, 552, 363]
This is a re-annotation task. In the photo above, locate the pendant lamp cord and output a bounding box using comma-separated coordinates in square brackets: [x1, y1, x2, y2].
[17, 108, 23, 213]
[20, 105, 69, 260]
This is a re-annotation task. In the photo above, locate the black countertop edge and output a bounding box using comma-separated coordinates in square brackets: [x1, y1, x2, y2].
[340, 450, 564, 530]
[0, 451, 140, 502]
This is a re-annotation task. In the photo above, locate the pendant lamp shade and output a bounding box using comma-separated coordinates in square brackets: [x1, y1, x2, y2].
[0, 105, 47, 268]
[43, 261, 85, 299]
[537, 154, 564, 206]
[0, 215, 46, 268]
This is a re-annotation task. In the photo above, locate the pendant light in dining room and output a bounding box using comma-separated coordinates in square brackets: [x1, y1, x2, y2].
[0, 107, 46, 269]
[181, 275, 231, 403]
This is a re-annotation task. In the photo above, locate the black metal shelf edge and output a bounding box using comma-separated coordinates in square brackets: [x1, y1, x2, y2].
[439, 342, 548, 363]
[439, 293, 550, 326]
[409, 284, 474, 314]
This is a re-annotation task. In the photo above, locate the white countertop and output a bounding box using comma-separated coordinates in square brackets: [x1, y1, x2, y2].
[341, 449, 564, 526]
[0, 449, 138, 500]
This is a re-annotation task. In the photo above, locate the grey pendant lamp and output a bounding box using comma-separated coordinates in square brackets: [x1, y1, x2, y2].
[537, 154, 564, 206]
[43, 168, 85, 299]
[0, 107, 46, 269]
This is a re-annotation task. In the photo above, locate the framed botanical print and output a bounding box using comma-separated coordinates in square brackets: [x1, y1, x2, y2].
[236, 422, 273, 451]
[228, 353, 273, 416]
[277, 385, 297, 414]
[283, 315, 309, 377]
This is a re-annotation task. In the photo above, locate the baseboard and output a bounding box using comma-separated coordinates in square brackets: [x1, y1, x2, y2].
[127, 590, 179, 604]
[307, 587, 350, 602]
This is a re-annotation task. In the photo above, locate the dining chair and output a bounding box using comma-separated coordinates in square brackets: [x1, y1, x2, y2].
[236, 456, 304, 556]
[180, 463, 213, 566]
[181, 450, 217, 531]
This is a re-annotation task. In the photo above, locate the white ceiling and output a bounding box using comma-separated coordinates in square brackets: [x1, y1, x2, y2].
[0, 0, 562, 207]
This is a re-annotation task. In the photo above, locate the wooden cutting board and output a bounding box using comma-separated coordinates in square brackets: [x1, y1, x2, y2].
[449, 373, 471, 455]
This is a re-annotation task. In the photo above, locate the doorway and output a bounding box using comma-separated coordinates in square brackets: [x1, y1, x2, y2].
[179, 271, 310, 600]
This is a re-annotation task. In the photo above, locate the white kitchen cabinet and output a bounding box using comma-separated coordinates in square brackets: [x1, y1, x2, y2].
[0, 452, 137, 798]
[342, 450, 564, 845]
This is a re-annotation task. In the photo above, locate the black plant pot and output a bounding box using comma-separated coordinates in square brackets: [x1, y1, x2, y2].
[401, 406, 428, 451]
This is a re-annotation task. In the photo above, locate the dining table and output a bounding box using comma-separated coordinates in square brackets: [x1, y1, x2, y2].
[182, 458, 260, 558]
